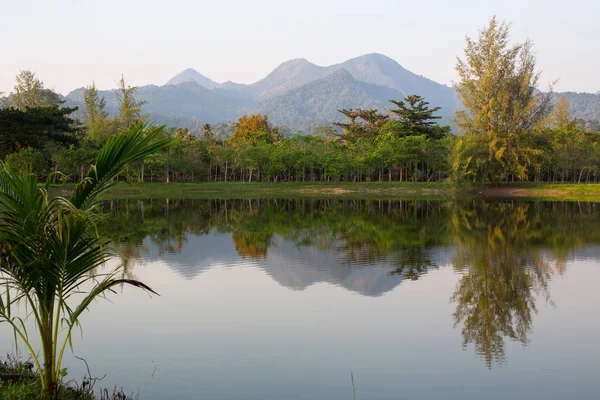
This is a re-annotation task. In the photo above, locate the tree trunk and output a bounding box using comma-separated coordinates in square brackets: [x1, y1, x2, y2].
[41, 322, 56, 396]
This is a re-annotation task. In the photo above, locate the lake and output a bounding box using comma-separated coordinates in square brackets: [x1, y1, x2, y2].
[2, 198, 600, 399]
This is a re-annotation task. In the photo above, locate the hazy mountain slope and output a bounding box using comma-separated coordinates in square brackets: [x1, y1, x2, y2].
[66, 81, 256, 125]
[256, 69, 404, 131]
[165, 68, 221, 89]
[551, 91, 600, 120]
[247, 58, 328, 99]
[329, 53, 458, 114]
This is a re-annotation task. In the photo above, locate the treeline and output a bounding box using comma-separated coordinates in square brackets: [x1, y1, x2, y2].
[1, 18, 600, 184]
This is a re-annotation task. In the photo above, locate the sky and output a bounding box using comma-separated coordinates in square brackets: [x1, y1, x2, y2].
[1, 0, 598, 95]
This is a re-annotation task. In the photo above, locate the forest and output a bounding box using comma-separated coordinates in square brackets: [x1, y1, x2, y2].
[1, 18, 600, 185]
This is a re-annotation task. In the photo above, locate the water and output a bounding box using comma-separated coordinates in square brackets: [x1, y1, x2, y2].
[2, 198, 600, 399]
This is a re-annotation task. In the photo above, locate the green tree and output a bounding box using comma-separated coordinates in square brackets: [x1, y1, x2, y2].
[116, 74, 147, 128]
[389, 95, 449, 139]
[0, 106, 79, 158]
[10, 70, 61, 110]
[0, 123, 174, 397]
[82, 82, 118, 143]
[453, 17, 552, 183]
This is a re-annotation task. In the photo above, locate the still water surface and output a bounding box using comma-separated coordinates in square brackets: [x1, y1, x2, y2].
[2, 198, 600, 399]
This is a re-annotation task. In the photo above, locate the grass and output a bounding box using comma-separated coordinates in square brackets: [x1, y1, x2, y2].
[488, 182, 600, 201]
[47, 181, 600, 201]
[0, 356, 135, 400]
[51, 181, 454, 200]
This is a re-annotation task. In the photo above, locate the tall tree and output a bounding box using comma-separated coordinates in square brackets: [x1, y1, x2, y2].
[82, 82, 111, 141]
[10, 70, 62, 110]
[116, 74, 146, 128]
[453, 17, 552, 183]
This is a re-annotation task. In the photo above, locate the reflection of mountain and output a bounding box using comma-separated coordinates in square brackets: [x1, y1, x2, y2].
[140, 232, 238, 280]
[259, 236, 453, 296]
[136, 230, 452, 296]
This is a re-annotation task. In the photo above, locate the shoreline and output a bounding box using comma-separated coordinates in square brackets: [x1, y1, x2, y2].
[49, 182, 600, 201]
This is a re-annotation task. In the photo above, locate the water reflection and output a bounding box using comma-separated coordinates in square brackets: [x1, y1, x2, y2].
[99, 198, 600, 367]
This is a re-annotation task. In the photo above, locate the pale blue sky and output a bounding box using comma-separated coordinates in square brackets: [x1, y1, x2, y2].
[1, 0, 598, 94]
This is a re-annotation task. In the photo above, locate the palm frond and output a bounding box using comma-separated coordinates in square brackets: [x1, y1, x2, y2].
[70, 123, 175, 211]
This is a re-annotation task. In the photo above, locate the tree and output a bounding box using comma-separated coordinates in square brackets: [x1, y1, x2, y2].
[82, 82, 116, 142]
[116, 74, 147, 128]
[0, 123, 174, 396]
[453, 17, 553, 183]
[231, 114, 275, 146]
[334, 109, 389, 142]
[201, 123, 214, 141]
[389, 95, 447, 139]
[10, 70, 62, 110]
[0, 106, 80, 158]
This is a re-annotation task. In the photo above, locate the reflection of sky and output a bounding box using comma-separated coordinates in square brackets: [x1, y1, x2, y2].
[1, 237, 600, 399]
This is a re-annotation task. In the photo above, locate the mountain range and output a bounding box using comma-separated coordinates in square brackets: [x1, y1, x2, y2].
[64, 53, 600, 134]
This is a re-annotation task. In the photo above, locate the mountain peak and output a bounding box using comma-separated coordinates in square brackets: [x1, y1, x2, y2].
[165, 68, 220, 89]
[250, 58, 327, 99]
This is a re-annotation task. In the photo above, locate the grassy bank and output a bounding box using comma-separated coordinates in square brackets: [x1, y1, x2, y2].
[52, 181, 454, 200]
[49, 181, 600, 201]
[483, 183, 600, 201]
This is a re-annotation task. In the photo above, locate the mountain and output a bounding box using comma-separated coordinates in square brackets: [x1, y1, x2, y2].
[550, 91, 600, 121]
[61, 54, 598, 133]
[66, 80, 256, 126]
[257, 69, 405, 131]
[165, 68, 221, 89]
[331, 53, 458, 114]
[248, 58, 328, 99]
[245, 54, 459, 113]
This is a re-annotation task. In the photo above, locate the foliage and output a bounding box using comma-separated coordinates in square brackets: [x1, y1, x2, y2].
[453, 17, 553, 184]
[116, 75, 147, 128]
[0, 106, 80, 159]
[10, 70, 63, 111]
[5, 148, 47, 176]
[0, 123, 174, 396]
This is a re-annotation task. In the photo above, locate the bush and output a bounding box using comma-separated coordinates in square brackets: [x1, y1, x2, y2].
[5, 148, 47, 177]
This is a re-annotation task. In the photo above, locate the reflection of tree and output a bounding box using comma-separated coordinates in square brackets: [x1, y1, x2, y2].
[232, 230, 272, 259]
[450, 201, 555, 367]
[99, 198, 451, 273]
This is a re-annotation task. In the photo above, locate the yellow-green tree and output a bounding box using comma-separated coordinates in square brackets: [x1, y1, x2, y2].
[231, 114, 274, 146]
[453, 17, 552, 184]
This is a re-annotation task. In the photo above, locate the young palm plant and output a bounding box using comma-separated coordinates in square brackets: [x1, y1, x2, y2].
[0, 123, 174, 397]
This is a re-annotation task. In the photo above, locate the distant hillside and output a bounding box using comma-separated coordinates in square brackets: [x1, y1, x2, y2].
[551, 92, 600, 121]
[59, 54, 599, 134]
[330, 53, 458, 113]
[257, 69, 404, 131]
[247, 58, 328, 99]
[66, 81, 256, 125]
